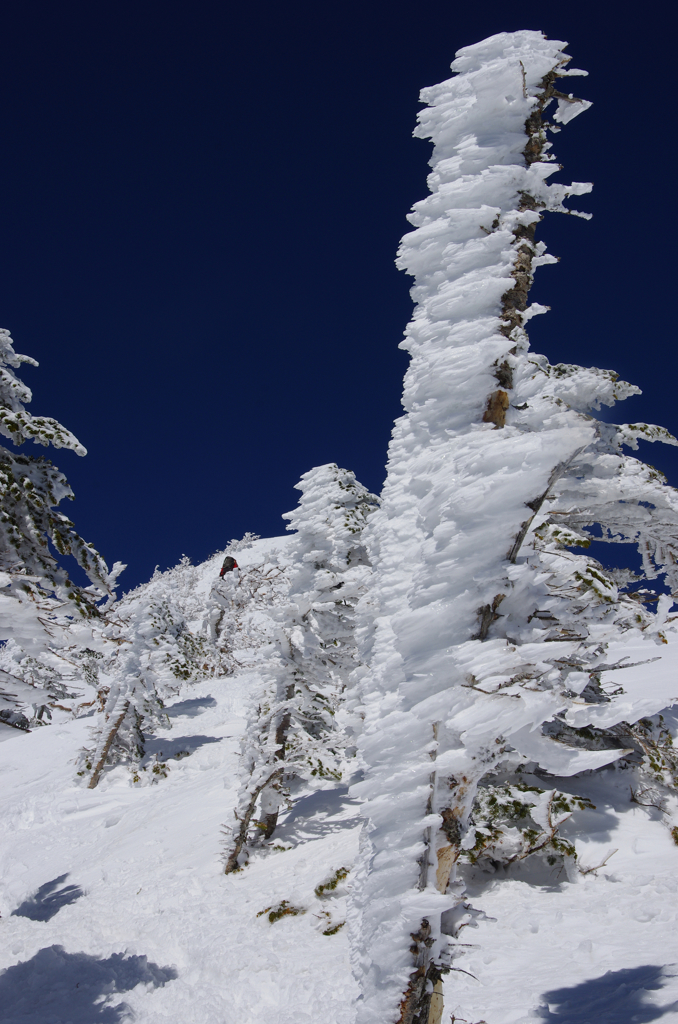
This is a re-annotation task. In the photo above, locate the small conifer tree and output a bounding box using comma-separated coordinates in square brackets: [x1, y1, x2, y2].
[223, 464, 377, 872]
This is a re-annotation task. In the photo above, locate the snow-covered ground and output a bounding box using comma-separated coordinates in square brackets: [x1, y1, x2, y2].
[1, 539, 358, 1024]
[445, 763, 678, 1023]
[1, 539, 678, 1023]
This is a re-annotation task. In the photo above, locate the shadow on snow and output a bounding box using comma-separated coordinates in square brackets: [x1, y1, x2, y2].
[274, 785, 363, 845]
[535, 964, 678, 1023]
[0, 945, 177, 1023]
[143, 734, 222, 760]
[11, 875, 84, 923]
[164, 696, 217, 719]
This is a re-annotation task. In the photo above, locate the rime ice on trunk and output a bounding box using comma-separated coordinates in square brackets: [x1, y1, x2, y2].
[348, 30, 678, 1024]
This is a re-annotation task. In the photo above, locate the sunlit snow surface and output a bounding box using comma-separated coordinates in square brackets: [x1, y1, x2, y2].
[1, 540, 677, 1023]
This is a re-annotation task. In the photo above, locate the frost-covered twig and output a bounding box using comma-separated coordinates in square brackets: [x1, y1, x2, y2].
[578, 848, 618, 876]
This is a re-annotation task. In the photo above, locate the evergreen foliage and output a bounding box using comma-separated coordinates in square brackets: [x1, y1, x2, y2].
[0, 328, 122, 732]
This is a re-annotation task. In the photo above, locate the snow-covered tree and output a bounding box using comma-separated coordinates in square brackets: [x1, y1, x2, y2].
[347, 31, 678, 1024]
[79, 556, 217, 788]
[80, 537, 287, 788]
[223, 464, 377, 873]
[0, 328, 122, 731]
[0, 637, 85, 730]
[0, 646, 51, 731]
[206, 539, 288, 677]
[79, 591, 191, 789]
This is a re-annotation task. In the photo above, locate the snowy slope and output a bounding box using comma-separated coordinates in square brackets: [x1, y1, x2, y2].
[0, 538, 361, 1024]
[440, 762, 678, 1023]
[2, 540, 678, 1024]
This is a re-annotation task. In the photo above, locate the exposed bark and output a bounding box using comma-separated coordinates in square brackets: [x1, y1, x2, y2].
[482, 390, 510, 428]
[473, 594, 505, 641]
[404, 772, 482, 1022]
[87, 700, 130, 790]
[397, 921, 436, 1024]
[428, 980, 445, 1024]
[484, 66, 575, 422]
[223, 767, 284, 874]
[435, 773, 478, 897]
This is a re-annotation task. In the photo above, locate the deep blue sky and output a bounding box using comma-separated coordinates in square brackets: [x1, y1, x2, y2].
[0, 1, 674, 591]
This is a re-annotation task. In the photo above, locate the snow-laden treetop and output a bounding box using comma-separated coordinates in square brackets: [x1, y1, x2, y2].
[399, 30, 593, 425]
[0, 329, 86, 454]
[417, 30, 590, 176]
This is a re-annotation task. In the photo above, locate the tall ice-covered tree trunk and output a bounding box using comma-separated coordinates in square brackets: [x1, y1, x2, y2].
[348, 30, 678, 1024]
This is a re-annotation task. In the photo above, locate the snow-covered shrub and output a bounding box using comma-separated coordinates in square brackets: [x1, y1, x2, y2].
[347, 31, 678, 1024]
[206, 557, 289, 673]
[76, 610, 169, 788]
[223, 464, 377, 872]
[0, 642, 81, 727]
[222, 532, 261, 554]
[79, 559, 214, 787]
[80, 540, 288, 788]
[460, 778, 594, 875]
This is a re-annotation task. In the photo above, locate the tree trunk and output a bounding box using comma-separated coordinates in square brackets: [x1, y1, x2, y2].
[397, 920, 435, 1024]
[87, 701, 130, 790]
[398, 769, 483, 1024]
[257, 686, 294, 841]
[428, 980, 444, 1024]
[224, 768, 283, 874]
